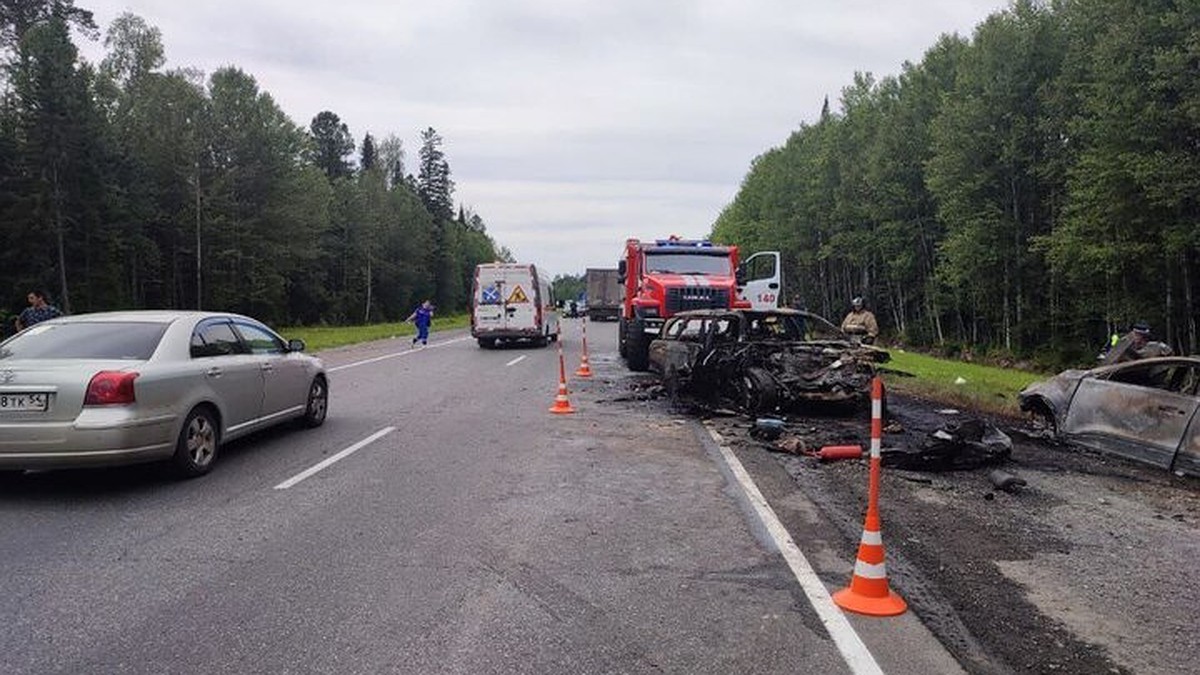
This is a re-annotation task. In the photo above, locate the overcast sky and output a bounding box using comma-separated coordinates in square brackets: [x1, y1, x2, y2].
[78, 0, 1007, 278]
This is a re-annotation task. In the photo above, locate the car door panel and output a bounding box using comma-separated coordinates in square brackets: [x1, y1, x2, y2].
[191, 320, 264, 435]
[233, 321, 309, 420]
[1063, 376, 1195, 469]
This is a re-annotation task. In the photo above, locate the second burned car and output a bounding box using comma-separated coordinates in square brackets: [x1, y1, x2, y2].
[648, 308, 889, 413]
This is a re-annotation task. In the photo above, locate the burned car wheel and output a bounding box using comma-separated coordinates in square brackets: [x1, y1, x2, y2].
[1023, 398, 1058, 437]
[740, 367, 779, 414]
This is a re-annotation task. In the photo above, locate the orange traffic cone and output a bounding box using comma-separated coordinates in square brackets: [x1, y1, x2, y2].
[549, 379, 575, 414]
[832, 510, 907, 616]
[833, 377, 907, 616]
[550, 324, 576, 414]
[575, 316, 594, 378]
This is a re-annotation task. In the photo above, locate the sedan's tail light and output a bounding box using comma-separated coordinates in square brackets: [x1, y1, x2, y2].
[84, 371, 139, 406]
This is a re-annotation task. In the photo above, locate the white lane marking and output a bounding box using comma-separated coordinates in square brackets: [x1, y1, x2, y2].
[274, 427, 396, 490]
[505, 355, 527, 367]
[328, 336, 471, 373]
[704, 424, 885, 675]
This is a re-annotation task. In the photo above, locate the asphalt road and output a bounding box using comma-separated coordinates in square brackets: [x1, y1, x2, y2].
[1, 320, 959, 674]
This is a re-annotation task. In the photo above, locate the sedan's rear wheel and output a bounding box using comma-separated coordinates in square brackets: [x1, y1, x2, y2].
[171, 406, 219, 478]
[301, 376, 328, 428]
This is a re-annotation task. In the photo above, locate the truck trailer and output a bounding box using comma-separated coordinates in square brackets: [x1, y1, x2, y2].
[584, 268, 621, 321]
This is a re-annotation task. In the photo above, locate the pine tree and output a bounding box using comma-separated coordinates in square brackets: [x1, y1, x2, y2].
[360, 132, 376, 173]
[417, 126, 454, 221]
[309, 110, 354, 180]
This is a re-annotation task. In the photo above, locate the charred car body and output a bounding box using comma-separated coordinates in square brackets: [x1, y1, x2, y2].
[1019, 356, 1200, 477]
[648, 308, 889, 413]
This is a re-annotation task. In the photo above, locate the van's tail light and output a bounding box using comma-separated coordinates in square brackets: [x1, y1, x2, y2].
[84, 371, 139, 406]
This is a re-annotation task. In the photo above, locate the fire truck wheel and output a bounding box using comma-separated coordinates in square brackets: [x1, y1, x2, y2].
[625, 319, 650, 371]
[618, 318, 628, 357]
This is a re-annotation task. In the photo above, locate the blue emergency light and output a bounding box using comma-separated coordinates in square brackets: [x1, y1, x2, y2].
[654, 237, 713, 247]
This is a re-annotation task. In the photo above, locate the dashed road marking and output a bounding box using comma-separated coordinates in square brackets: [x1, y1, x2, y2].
[328, 336, 471, 373]
[274, 427, 396, 490]
[505, 355, 527, 367]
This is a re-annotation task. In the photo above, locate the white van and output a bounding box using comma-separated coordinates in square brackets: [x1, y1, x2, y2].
[471, 263, 560, 348]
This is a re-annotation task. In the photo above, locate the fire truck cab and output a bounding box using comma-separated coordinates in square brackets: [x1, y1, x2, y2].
[617, 237, 780, 371]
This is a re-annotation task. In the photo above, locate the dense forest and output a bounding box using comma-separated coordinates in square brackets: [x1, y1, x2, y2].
[0, 1, 508, 333]
[713, 0, 1199, 365]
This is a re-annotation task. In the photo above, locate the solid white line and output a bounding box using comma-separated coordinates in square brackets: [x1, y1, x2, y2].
[328, 336, 471, 372]
[273, 426, 396, 490]
[704, 424, 885, 675]
[505, 355, 527, 367]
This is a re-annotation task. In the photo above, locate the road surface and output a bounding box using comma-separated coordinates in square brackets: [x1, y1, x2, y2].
[1, 320, 960, 674]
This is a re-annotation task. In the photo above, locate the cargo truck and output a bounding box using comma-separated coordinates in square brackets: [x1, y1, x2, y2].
[584, 268, 621, 321]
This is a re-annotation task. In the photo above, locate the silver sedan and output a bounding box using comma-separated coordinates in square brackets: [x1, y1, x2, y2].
[0, 311, 328, 477]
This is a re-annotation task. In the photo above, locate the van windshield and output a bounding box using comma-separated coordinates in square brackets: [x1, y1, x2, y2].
[645, 253, 731, 276]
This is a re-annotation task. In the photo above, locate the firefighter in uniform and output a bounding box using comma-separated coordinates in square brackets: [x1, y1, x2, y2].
[840, 296, 879, 344]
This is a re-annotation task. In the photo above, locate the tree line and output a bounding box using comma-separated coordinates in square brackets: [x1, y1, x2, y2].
[712, 0, 1198, 366]
[0, 2, 509, 333]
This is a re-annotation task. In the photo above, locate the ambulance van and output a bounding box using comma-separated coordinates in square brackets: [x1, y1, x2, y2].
[471, 263, 560, 348]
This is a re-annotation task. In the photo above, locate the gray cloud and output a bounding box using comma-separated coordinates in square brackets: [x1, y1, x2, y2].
[79, 0, 1005, 276]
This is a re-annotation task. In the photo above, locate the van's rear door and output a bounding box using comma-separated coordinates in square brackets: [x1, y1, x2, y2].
[475, 267, 505, 332]
[501, 266, 536, 331]
[475, 265, 536, 333]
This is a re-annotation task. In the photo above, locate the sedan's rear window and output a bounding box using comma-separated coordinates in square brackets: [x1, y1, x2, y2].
[0, 322, 169, 360]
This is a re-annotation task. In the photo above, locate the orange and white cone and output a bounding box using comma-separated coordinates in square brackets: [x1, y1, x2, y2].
[549, 324, 576, 414]
[833, 377, 907, 616]
[575, 316, 594, 378]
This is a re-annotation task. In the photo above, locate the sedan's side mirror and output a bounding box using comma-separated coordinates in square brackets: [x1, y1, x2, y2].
[288, 338, 306, 352]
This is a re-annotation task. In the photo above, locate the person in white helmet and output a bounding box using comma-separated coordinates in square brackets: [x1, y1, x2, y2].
[840, 296, 879, 344]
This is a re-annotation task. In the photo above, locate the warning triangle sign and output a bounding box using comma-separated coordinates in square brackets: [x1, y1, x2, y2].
[507, 285, 530, 303]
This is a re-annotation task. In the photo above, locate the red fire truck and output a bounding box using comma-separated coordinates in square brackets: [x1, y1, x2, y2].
[617, 237, 780, 371]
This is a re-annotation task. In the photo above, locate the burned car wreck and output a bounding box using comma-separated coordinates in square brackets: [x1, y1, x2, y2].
[1019, 356, 1200, 477]
[648, 308, 889, 413]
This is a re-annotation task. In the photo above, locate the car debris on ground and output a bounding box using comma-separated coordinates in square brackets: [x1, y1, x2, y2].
[881, 419, 1013, 471]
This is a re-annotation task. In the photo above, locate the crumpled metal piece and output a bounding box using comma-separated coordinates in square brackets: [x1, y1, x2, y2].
[882, 419, 1012, 471]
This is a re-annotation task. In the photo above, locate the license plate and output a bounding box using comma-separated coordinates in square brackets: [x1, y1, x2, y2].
[0, 392, 49, 412]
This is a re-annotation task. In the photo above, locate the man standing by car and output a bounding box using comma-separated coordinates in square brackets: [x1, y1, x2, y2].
[840, 296, 879, 344]
[14, 290, 62, 332]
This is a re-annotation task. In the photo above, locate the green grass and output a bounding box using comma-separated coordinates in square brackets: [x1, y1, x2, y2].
[880, 349, 1047, 417]
[279, 314, 470, 352]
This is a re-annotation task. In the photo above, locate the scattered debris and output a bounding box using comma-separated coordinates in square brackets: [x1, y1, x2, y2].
[774, 436, 809, 455]
[816, 445, 863, 462]
[750, 417, 786, 440]
[988, 469, 1028, 492]
[937, 409, 961, 415]
[882, 418, 1012, 471]
[955, 376, 968, 385]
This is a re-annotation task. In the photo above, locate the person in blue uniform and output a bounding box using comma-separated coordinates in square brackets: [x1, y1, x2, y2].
[407, 300, 435, 346]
